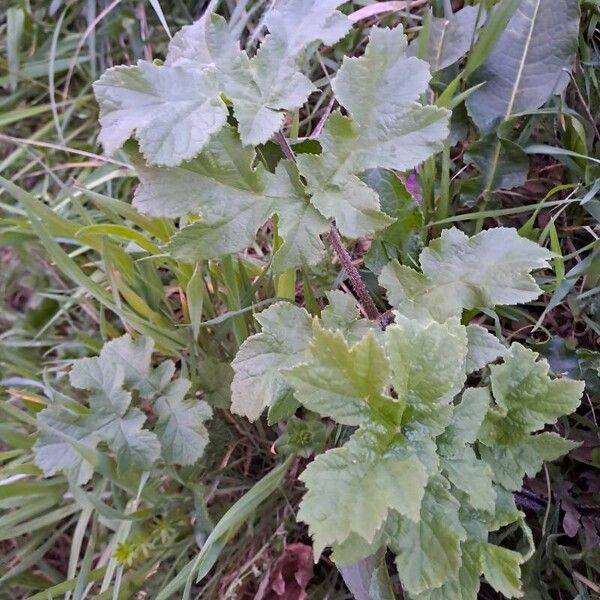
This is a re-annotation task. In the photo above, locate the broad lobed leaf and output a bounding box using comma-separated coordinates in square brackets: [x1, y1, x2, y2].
[298, 424, 428, 557]
[230, 302, 313, 421]
[380, 227, 554, 321]
[34, 334, 212, 483]
[95, 0, 350, 160]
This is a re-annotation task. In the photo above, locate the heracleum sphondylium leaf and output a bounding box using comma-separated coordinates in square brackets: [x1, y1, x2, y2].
[263, 0, 350, 56]
[480, 432, 578, 491]
[389, 476, 467, 595]
[481, 343, 584, 445]
[438, 387, 491, 454]
[224, 0, 350, 145]
[34, 408, 98, 486]
[34, 335, 212, 483]
[330, 26, 450, 173]
[380, 227, 554, 321]
[94, 62, 228, 167]
[477, 543, 524, 599]
[131, 129, 329, 272]
[95, 1, 350, 159]
[282, 324, 396, 427]
[385, 316, 468, 436]
[465, 324, 507, 374]
[297, 26, 449, 238]
[297, 425, 428, 557]
[165, 12, 239, 70]
[230, 303, 313, 422]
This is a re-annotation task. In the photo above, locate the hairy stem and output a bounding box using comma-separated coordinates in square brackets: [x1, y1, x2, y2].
[327, 227, 381, 322]
[273, 130, 382, 322]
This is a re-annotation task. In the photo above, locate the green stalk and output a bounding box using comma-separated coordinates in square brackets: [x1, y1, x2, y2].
[435, 142, 451, 233]
[221, 254, 248, 347]
[273, 215, 297, 300]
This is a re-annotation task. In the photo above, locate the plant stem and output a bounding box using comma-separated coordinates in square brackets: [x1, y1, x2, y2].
[273, 129, 382, 322]
[328, 227, 381, 321]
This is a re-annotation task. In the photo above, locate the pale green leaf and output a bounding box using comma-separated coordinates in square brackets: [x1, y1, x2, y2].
[69, 357, 131, 416]
[331, 530, 386, 566]
[467, 0, 580, 132]
[230, 303, 312, 421]
[92, 409, 160, 472]
[283, 324, 396, 426]
[154, 379, 213, 465]
[489, 487, 522, 531]
[331, 26, 450, 173]
[438, 387, 491, 454]
[480, 343, 584, 444]
[413, 540, 481, 600]
[34, 334, 209, 481]
[385, 317, 467, 435]
[225, 42, 315, 146]
[298, 425, 428, 556]
[165, 13, 239, 70]
[94, 61, 227, 166]
[131, 123, 270, 209]
[465, 325, 506, 374]
[295, 26, 448, 239]
[98, 334, 158, 398]
[270, 162, 329, 272]
[132, 130, 327, 270]
[477, 542, 523, 598]
[34, 407, 97, 485]
[298, 145, 394, 239]
[263, 0, 350, 56]
[320, 290, 376, 343]
[408, 6, 482, 72]
[442, 447, 496, 513]
[380, 227, 554, 321]
[390, 476, 467, 596]
[480, 432, 578, 491]
[223, 0, 349, 146]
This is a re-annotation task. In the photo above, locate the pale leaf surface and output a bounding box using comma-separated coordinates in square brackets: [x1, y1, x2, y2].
[385, 317, 467, 435]
[283, 325, 394, 426]
[298, 425, 427, 556]
[94, 62, 227, 166]
[390, 476, 467, 595]
[480, 432, 578, 491]
[438, 387, 491, 454]
[481, 343, 584, 444]
[465, 324, 507, 374]
[477, 542, 523, 598]
[154, 379, 213, 465]
[231, 303, 312, 421]
[380, 227, 554, 321]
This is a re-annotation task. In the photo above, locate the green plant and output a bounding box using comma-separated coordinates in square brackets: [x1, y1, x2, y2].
[232, 227, 584, 599]
[83, 2, 586, 597]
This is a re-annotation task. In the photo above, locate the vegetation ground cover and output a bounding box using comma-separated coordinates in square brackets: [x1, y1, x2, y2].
[0, 0, 599, 598]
